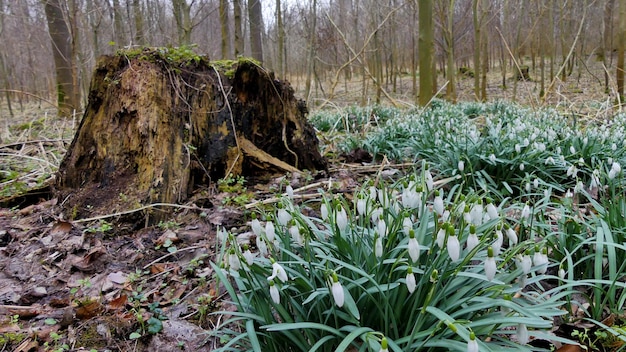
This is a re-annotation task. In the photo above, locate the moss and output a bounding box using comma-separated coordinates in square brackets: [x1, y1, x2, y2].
[0, 332, 28, 347]
[211, 57, 262, 79]
[116, 45, 208, 67]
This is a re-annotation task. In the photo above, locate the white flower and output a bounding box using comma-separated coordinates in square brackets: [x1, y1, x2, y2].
[217, 226, 228, 243]
[470, 202, 483, 225]
[402, 188, 420, 209]
[519, 163, 525, 171]
[433, 192, 444, 215]
[289, 224, 302, 245]
[458, 160, 465, 172]
[228, 250, 241, 271]
[265, 221, 276, 242]
[492, 229, 503, 256]
[567, 164, 578, 178]
[370, 207, 383, 224]
[463, 206, 472, 224]
[331, 274, 344, 307]
[570, 145, 576, 154]
[558, 267, 566, 280]
[269, 260, 288, 282]
[485, 247, 496, 281]
[467, 332, 478, 352]
[517, 323, 529, 345]
[505, 225, 518, 246]
[369, 186, 378, 201]
[486, 202, 498, 220]
[285, 185, 294, 199]
[320, 202, 329, 221]
[379, 337, 389, 352]
[518, 253, 532, 274]
[425, 170, 434, 191]
[545, 156, 554, 165]
[374, 236, 383, 257]
[406, 268, 416, 293]
[489, 154, 497, 163]
[250, 216, 263, 236]
[269, 279, 280, 304]
[377, 217, 387, 238]
[525, 182, 531, 192]
[521, 203, 531, 221]
[436, 226, 446, 248]
[533, 248, 549, 274]
[243, 247, 254, 266]
[408, 232, 420, 262]
[356, 196, 367, 216]
[277, 207, 292, 226]
[466, 232, 479, 252]
[447, 234, 460, 261]
[515, 144, 521, 153]
[256, 236, 268, 257]
[403, 217, 413, 236]
[336, 205, 348, 231]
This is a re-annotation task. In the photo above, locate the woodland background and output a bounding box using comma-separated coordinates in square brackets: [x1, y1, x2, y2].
[1, 0, 625, 119]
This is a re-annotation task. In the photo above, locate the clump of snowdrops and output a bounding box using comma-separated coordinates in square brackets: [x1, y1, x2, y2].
[210, 165, 571, 352]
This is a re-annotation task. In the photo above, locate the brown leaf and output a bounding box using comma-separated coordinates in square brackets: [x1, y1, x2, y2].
[75, 299, 103, 320]
[107, 271, 128, 285]
[71, 246, 106, 272]
[155, 229, 179, 246]
[107, 295, 127, 310]
[50, 220, 73, 236]
[556, 344, 583, 352]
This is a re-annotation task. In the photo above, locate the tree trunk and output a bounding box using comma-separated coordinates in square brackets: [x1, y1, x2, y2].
[618, 0, 626, 102]
[276, 0, 285, 78]
[44, 0, 79, 117]
[248, 0, 264, 63]
[55, 49, 327, 223]
[445, 0, 456, 103]
[132, 0, 145, 45]
[220, 0, 231, 59]
[473, 0, 481, 100]
[234, 0, 244, 56]
[418, 0, 434, 106]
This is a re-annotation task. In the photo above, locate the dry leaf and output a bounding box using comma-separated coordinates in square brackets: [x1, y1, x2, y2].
[107, 271, 128, 285]
[107, 295, 127, 310]
[556, 344, 583, 352]
[50, 220, 73, 236]
[75, 299, 103, 319]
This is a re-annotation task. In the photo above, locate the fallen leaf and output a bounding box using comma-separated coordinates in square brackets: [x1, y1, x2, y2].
[556, 344, 583, 352]
[107, 295, 127, 310]
[107, 271, 128, 285]
[50, 220, 73, 236]
[75, 299, 103, 319]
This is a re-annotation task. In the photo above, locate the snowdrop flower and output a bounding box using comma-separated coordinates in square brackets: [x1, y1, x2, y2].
[570, 145, 576, 154]
[408, 230, 420, 262]
[217, 226, 228, 243]
[612, 143, 617, 151]
[370, 207, 383, 224]
[406, 267, 416, 293]
[285, 184, 294, 199]
[330, 272, 344, 307]
[356, 195, 367, 216]
[565, 189, 573, 198]
[425, 169, 434, 191]
[447, 231, 460, 262]
[470, 202, 483, 226]
[485, 198, 498, 220]
[574, 180, 584, 194]
[489, 153, 497, 163]
[467, 332, 479, 352]
[242, 245, 254, 266]
[265, 220, 276, 242]
[379, 337, 389, 352]
[250, 214, 263, 236]
[403, 216, 413, 236]
[256, 236, 268, 257]
[521, 203, 531, 221]
[517, 323, 529, 345]
[504, 224, 518, 246]
[369, 186, 378, 202]
[519, 163, 525, 171]
[566, 164, 578, 178]
[289, 223, 303, 245]
[533, 247, 549, 274]
[525, 182, 531, 193]
[492, 229, 503, 256]
[544, 156, 554, 165]
[433, 191, 444, 215]
[558, 266, 566, 280]
[463, 204, 472, 224]
[518, 251, 532, 274]
[466, 225, 479, 252]
[436, 225, 446, 249]
[228, 249, 241, 271]
[377, 216, 387, 238]
[320, 202, 329, 221]
[458, 160, 465, 173]
[269, 279, 280, 304]
[277, 205, 292, 226]
[336, 205, 349, 232]
[269, 258, 288, 282]
[374, 236, 384, 257]
[402, 187, 420, 210]
[485, 246, 496, 281]
[609, 161, 622, 179]
[515, 144, 521, 153]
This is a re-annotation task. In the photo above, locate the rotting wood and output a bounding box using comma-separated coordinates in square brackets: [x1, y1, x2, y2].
[54, 48, 327, 223]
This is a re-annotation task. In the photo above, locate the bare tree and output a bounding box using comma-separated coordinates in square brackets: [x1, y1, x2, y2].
[220, 0, 231, 58]
[44, 0, 80, 117]
[618, 0, 626, 101]
[249, 0, 264, 62]
[234, 0, 244, 56]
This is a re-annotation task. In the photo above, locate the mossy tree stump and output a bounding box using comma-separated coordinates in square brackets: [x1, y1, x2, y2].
[55, 48, 327, 222]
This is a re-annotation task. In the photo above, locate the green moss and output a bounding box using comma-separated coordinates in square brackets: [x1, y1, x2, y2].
[211, 57, 261, 79]
[116, 45, 207, 66]
[0, 332, 28, 347]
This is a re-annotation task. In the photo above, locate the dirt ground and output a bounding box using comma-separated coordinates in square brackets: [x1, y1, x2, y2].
[0, 59, 620, 351]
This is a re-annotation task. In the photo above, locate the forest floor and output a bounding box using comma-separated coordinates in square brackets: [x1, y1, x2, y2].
[0, 60, 621, 351]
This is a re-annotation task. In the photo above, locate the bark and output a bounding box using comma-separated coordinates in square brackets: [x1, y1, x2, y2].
[618, 0, 626, 101]
[132, 0, 145, 45]
[418, 0, 434, 106]
[248, 0, 264, 62]
[276, 0, 284, 77]
[220, 0, 231, 58]
[473, 0, 481, 100]
[55, 49, 327, 223]
[44, 0, 80, 117]
[234, 0, 243, 56]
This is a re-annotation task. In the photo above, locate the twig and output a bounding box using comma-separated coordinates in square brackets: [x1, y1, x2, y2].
[73, 203, 209, 223]
[142, 245, 206, 270]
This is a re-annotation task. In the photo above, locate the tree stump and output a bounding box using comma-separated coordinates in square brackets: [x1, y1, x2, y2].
[55, 48, 327, 222]
[514, 65, 531, 81]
